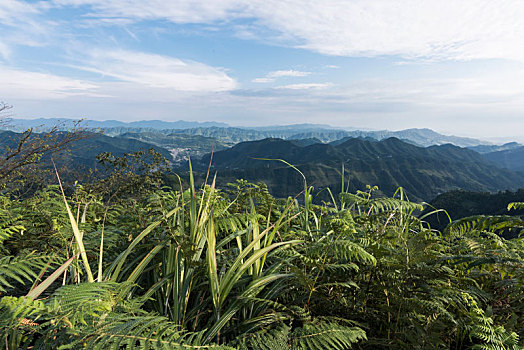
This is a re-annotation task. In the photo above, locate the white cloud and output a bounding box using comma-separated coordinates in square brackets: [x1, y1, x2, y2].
[251, 0, 524, 61]
[51, 0, 247, 23]
[252, 69, 311, 83]
[269, 70, 310, 78]
[252, 77, 273, 83]
[49, 0, 524, 62]
[275, 83, 332, 90]
[75, 49, 237, 92]
[0, 0, 55, 49]
[0, 65, 101, 99]
[0, 0, 39, 25]
[0, 42, 11, 60]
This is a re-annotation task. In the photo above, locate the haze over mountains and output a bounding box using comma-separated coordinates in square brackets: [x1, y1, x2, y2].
[4, 118, 229, 131]
[4, 117, 492, 147]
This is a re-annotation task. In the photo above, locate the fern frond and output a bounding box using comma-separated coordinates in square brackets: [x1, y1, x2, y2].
[291, 321, 366, 350]
[0, 216, 25, 246]
[339, 192, 423, 214]
[307, 240, 376, 265]
[446, 215, 524, 235]
[0, 295, 45, 348]
[0, 254, 50, 292]
[78, 314, 233, 350]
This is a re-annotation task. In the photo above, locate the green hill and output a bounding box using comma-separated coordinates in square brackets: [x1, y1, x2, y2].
[194, 137, 524, 201]
[0, 130, 173, 169]
[65, 132, 173, 167]
[482, 145, 524, 172]
[422, 189, 524, 232]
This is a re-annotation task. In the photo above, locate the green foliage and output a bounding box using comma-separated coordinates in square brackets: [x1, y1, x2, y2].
[1, 162, 524, 349]
[462, 293, 521, 350]
[423, 189, 524, 231]
[0, 254, 50, 293]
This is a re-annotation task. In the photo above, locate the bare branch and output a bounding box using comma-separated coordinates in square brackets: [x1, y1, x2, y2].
[0, 104, 89, 187]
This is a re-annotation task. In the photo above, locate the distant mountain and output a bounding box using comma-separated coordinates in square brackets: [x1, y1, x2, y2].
[1, 118, 493, 148]
[194, 137, 524, 201]
[386, 128, 484, 147]
[247, 123, 338, 131]
[329, 136, 378, 146]
[482, 146, 524, 172]
[288, 138, 323, 147]
[469, 142, 522, 154]
[2, 118, 229, 132]
[171, 126, 488, 148]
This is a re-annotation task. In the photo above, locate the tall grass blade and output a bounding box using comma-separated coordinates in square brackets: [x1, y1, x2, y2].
[26, 254, 77, 299]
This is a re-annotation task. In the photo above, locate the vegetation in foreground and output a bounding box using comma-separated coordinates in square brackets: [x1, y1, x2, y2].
[1, 155, 524, 349]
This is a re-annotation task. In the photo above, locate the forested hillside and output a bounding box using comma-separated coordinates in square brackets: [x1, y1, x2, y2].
[0, 130, 172, 166]
[482, 146, 524, 172]
[195, 137, 524, 201]
[423, 189, 524, 231]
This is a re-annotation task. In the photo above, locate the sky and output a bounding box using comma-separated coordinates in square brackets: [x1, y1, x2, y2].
[1, 1, 524, 140]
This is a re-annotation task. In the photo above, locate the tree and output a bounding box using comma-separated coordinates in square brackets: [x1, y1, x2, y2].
[0, 102, 87, 188]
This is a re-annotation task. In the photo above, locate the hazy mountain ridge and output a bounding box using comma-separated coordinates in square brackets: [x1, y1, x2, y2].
[468, 142, 522, 154]
[2, 118, 229, 132]
[482, 146, 524, 172]
[1, 118, 493, 148]
[172, 126, 488, 148]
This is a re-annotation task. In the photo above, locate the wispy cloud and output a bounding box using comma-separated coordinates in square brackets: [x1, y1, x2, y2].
[0, 0, 40, 25]
[74, 49, 237, 92]
[50, 0, 247, 23]
[252, 69, 311, 83]
[0, 41, 11, 60]
[48, 0, 524, 62]
[0, 64, 101, 99]
[0, 0, 55, 49]
[275, 83, 332, 90]
[250, 0, 524, 61]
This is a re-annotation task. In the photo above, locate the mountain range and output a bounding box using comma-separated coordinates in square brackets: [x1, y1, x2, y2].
[2, 118, 229, 132]
[2, 118, 524, 202]
[482, 146, 524, 172]
[2, 118, 491, 148]
[194, 137, 524, 201]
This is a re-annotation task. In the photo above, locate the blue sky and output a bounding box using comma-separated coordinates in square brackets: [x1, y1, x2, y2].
[1, 1, 524, 140]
